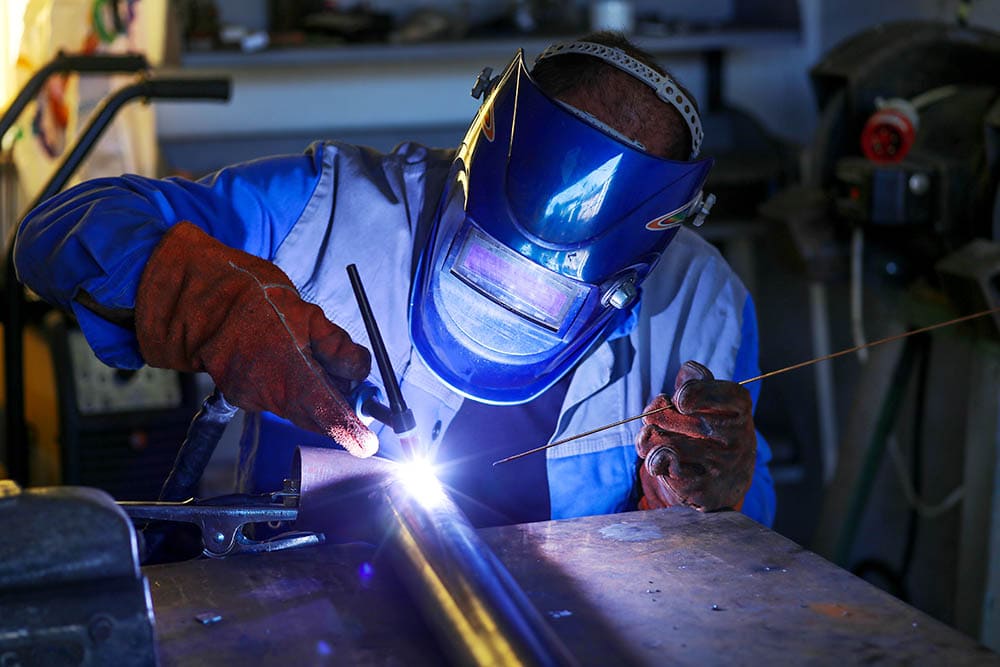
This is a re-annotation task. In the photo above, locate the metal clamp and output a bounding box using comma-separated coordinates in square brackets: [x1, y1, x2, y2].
[120, 490, 323, 558]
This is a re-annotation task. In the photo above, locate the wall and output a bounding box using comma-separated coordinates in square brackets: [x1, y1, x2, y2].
[158, 0, 808, 172]
[157, 0, 1000, 175]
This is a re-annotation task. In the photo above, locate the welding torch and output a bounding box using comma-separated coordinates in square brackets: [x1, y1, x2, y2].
[346, 264, 423, 460]
[346, 379, 420, 459]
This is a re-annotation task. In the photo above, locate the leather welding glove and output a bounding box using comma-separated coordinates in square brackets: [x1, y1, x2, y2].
[635, 361, 755, 512]
[134, 221, 378, 457]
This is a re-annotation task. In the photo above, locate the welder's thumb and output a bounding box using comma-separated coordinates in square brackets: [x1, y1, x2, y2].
[672, 360, 715, 406]
[635, 359, 755, 512]
[135, 221, 378, 457]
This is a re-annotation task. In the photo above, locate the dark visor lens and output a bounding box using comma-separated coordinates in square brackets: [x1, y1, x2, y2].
[451, 227, 587, 332]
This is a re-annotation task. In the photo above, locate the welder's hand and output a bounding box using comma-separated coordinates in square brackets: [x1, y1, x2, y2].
[635, 361, 755, 512]
[135, 221, 378, 457]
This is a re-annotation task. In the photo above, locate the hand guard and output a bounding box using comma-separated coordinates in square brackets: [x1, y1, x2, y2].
[135, 222, 377, 457]
[635, 361, 755, 512]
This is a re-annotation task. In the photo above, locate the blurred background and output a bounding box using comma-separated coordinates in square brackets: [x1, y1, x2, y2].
[2, 0, 1000, 652]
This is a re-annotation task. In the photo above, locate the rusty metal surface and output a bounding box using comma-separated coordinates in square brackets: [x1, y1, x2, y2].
[478, 508, 1000, 666]
[149, 506, 999, 666]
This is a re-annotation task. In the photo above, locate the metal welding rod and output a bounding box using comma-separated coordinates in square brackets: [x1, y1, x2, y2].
[494, 304, 1000, 466]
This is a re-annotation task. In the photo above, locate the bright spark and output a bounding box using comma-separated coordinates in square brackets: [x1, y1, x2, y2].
[396, 456, 446, 507]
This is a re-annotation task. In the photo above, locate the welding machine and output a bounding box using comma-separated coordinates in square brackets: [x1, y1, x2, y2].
[3, 308, 199, 498]
[41, 312, 200, 500]
[809, 20, 1000, 281]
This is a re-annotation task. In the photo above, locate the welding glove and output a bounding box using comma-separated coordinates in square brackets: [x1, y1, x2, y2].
[635, 361, 755, 512]
[134, 221, 378, 457]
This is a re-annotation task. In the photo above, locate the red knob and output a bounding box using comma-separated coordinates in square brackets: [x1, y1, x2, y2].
[860, 100, 918, 164]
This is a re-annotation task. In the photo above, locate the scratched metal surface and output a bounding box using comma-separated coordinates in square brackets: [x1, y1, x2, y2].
[147, 541, 445, 666]
[478, 508, 1000, 666]
[148, 508, 999, 666]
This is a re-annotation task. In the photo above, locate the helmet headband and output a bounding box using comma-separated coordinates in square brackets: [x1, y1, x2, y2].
[535, 40, 704, 158]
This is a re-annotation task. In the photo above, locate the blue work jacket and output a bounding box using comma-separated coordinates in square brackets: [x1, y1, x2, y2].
[15, 141, 776, 526]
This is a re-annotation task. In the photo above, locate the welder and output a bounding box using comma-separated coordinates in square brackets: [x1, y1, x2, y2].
[14, 31, 775, 528]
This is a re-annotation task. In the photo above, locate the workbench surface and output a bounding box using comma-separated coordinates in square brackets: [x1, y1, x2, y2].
[148, 507, 998, 665]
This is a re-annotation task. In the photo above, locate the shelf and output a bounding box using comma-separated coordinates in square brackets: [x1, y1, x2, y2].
[180, 28, 802, 70]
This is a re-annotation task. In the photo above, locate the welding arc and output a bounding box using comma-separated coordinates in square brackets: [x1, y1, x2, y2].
[493, 304, 1000, 466]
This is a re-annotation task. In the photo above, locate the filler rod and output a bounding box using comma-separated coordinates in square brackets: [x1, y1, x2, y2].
[494, 305, 1000, 466]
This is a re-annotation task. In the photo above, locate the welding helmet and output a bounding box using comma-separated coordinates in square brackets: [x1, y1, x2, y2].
[410, 42, 715, 405]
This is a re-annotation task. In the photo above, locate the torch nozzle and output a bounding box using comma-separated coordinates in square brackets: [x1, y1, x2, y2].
[397, 429, 422, 461]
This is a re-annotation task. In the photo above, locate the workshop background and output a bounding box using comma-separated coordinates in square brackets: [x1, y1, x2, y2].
[2, 0, 1000, 655]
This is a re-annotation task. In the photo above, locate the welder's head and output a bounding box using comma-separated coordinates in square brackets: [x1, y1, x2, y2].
[411, 32, 715, 405]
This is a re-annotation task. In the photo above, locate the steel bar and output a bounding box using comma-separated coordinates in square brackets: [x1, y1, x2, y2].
[292, 447, 577, 666]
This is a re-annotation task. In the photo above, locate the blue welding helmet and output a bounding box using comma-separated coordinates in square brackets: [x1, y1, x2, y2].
[410, 47, 714, 405]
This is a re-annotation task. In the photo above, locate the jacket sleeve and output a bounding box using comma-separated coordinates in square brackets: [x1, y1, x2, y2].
[13, 146, 330, 369]
[732, 294, 777, 527]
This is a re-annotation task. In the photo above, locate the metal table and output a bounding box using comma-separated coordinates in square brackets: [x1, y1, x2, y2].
[148, 508, 998, 665]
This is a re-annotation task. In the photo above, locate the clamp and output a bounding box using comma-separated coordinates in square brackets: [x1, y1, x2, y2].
[120, 484, 323, 558]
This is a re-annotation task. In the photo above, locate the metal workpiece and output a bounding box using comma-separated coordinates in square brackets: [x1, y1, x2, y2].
[291, 446, 577, 666]
[0, 481, 157, 666]
[149, 498, 1000, 665]
[479, 510, 1000, 666]
[292, 444, 398, 544]
[382, 468, 578, 667]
